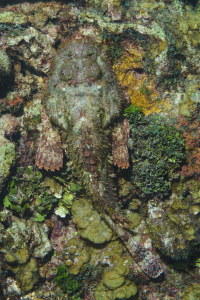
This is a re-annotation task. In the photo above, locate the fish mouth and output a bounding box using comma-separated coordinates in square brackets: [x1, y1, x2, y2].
[67, 76, 100, 85]
[65, 82, 102, 98]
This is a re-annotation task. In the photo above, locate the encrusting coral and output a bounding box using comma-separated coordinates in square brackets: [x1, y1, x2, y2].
[0, 211, 52, 292]
[95, 253, 137, 300]
[113, 42, 161, 116]
[71, 198, 113, 244]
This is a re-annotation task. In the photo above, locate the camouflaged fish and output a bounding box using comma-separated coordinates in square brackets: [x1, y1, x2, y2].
[36, 35, 163, 278]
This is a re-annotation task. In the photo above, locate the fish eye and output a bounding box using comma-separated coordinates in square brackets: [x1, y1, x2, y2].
[65, 49, 73, 58]
[85, 50, 95, 57]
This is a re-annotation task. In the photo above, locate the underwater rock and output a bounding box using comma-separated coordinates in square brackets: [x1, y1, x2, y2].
[20, 286, 66, 300]
[86, 0, 123, 20]
[0, 11, 28, 25]
[147, 185, 200, 260]
[4, 277, 21, 297]
[118, 177, 133, 198]
[0, 215, 54, 294]
[5, 72, 37, 115]
[0, 49, 11, 85]
[0, 215, 51, 291]
[50, 215, 77, 254]
[6, 26, 52, 74]
[27, 220, 52, 258]
[0, 217, 39, 292]
[15, 258, 39, 292]
[113, 42, 162, 116]
[129, 198, 141, 211]
[2, 217, 31, 262]
[39, 255, 61, 281]
[0, 135, 15, 192]
[4, 246, 29, 264]
[0, 114, 21, 191]
[4, 1, 200, 296]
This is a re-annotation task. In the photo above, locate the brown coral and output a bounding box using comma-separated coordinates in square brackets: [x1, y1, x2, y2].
[112, 119, 130, 169]
[35, 109, 63, 171]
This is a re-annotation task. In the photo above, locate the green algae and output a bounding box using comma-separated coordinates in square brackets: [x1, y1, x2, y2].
[70, 182, 82, 192]
[123, 104, 143, 124]
[127, 105, 185, 195]
[3, 166, 57, 218]
[55, 265, 83, 297]
[55, 190, 74, 218]
[65, 237, 91, 275]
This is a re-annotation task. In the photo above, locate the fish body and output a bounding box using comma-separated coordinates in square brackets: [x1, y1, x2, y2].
[37, 36, 163, 278]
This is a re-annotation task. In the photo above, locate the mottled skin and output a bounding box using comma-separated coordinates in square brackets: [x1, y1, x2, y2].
[45, 37, 122, 210]
[44, 37, 163, 278]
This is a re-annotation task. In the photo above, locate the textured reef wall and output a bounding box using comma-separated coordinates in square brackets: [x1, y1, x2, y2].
[1, 1, 200, 299]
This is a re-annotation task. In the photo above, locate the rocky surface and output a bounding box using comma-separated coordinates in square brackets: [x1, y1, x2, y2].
[1, 1, 200, 299]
